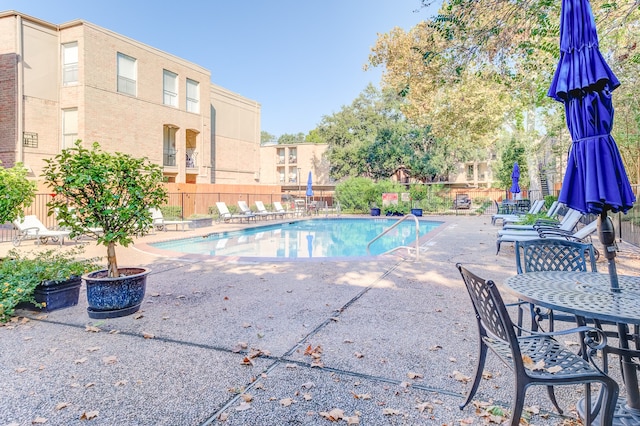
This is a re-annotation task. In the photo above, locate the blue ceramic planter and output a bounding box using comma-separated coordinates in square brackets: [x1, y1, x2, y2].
[83, 267, 149, 319]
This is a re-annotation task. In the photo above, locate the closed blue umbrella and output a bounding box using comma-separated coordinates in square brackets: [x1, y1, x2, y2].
[510, 162, 521, 200]
[305, 171, 314, 197]
[548, 0, 635, 292]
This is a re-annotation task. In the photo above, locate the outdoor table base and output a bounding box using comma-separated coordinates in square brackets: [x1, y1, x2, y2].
[504, 271, 640, 424]
[577, 396, 640, 426]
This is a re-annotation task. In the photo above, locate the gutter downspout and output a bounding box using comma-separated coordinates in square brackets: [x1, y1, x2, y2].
[16, 14, 24, 163]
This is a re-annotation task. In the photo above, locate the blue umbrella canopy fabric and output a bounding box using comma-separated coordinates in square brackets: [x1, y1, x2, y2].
[510, 162, 521, 195]
[306, 172, 314, 197]
[548, 0, 635, 215]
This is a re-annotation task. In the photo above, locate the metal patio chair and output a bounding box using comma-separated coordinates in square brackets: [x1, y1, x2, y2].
[456, 263, 618, 425]
[515, 239, 597, 332]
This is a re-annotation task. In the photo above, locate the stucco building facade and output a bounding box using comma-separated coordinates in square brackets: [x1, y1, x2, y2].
[0, 11, 261, 186]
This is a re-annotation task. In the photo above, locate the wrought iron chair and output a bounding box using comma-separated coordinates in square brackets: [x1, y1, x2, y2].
[515, 239, 597, 332]
[456, 263, 618, 425]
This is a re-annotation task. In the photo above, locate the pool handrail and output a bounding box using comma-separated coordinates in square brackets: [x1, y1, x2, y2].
[366, 214, 421, 261]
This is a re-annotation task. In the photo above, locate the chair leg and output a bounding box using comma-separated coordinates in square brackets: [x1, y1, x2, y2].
[460, 340, 488, 410]
[546, 386, 563, 415]
[509, 384, 526, 426]
[496, 240, 501, 255]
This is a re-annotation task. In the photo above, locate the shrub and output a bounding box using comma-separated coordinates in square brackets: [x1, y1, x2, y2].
[0, 163, 36, 225]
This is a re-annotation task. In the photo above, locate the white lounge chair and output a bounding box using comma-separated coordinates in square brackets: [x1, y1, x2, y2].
[273, 202, 294, 218]
[492, 199, 544, 226]
[501, 200, 560, 226]
[150, 208, 192, 231]
[255, 201, 284, 219]
[13, 215, 71, 246]
[497, 208, 582, 237]
[238, 201, 268, 220]
[216, 202, 254, 223]
[496, 218, 597, 254]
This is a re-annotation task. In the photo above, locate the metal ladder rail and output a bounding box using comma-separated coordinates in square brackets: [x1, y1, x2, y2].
[366, 214, 421, 261]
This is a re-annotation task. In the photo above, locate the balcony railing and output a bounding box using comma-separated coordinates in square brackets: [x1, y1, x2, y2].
[164, 150, 176, 167]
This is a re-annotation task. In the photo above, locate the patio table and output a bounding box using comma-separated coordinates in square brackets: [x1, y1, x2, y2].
[505, 271, 640, 426]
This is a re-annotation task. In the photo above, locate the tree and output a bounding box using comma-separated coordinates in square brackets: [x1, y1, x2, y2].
[278, 133, 306, 144]
[0, 163, 36, 225]
[261, 131, 276, 145]
[494, 137, 529, 191]
[42, 141, 167, 278]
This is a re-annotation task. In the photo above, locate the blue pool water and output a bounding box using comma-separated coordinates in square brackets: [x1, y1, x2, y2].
[151, 218, 442, 259]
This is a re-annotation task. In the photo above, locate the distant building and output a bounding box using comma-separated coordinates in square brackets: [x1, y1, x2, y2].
[0, 11, 260, 185]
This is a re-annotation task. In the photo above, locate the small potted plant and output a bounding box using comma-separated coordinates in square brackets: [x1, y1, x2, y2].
[42, 141, 167, 319]
[1, 247, 100, 321]
[409, 184, 429, 217]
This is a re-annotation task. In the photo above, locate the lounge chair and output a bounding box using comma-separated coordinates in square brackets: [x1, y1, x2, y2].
[496, 218, 597, 254]
[216, 202, 254, 223]
[273, 202, 294, 218]
[255, 201, 285, 219]
[491, 199, 544, 225]
[498, 208, 582, 236]
[54, 207, 104, 240]
[12, 215, 71, 246]
[238, 201, 268, 220]
[501, 200, 560, 226]
[149, 208, 192, 231]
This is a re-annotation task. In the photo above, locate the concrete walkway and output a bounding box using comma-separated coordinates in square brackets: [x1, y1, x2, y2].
[1, 214, 639, 425]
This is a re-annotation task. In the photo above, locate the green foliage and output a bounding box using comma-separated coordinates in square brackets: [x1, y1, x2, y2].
[0, 163, 37, 224]
[160, 205, 182, 220]
[495, 138, 528, 190]
[335, 177, 375, 213]
[0, 247, 100, 322]
[42, 141, 167, 277]
[544, 194, 558, 209]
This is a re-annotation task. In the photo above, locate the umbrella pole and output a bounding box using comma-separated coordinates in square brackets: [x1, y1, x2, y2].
[598, 210, 620, 292]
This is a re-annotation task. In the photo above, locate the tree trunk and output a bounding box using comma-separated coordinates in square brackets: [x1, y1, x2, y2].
[107, 242, 119, 278]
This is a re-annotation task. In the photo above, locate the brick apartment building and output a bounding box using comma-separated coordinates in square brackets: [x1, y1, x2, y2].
[0, 10, 261, 187]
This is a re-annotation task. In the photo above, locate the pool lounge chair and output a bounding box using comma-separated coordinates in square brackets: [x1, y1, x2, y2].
[238, 201, 269, 220]
[13, 215, 71, 246]
[497, 208, 582, 237]
[491, 199, 544, 226]
[496, 218, 597, 254]
[273, 202, 295, 218]
[150, 208, 192, 231]
[501, 200, 560, 227]
[255, 201, 285, 219]
[216, 202, 255, 223]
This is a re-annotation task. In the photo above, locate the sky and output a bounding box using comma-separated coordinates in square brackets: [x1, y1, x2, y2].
[4, 0, 441, 137]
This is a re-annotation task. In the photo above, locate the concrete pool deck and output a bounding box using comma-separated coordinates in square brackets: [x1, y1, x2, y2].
[1, 214, 639, 425]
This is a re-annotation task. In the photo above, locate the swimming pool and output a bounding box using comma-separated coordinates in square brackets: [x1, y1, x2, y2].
[150, 218, 442, 259]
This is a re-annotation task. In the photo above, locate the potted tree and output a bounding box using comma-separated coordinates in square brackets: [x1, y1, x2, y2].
[42, 141, 167, 319]
[409, 184, 429, 217]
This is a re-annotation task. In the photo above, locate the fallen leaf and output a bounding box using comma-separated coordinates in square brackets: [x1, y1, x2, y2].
[55, 402, 70, 410]
[142, 332, 155, 339]
[84, 383, 95, 388]
[286, 363, 297, 369]
[354, 352, 364, 358]
[80, 410, 99, 420]
[382, 408, 401, 415]
[303, 393, 312, 401]
[241, 393, 253, 402]
[176, 295, 186, 299]
[15, 367, 27, 373]
[218, 412, 229, 421]
[319, 408, 344, 421]
[74, 358, 88, 364]
[547, 365, 563, 374]
[85, 325, 101, 333]
[407, 372, 423, 379]
[86, 347, 100, 352]
[23, 336, 33, 341]
[280, 398, 294, 407]
[522, 356, 545, 371]
[343, 339, 354, 343]
[242, 322, 251, 328]
[451, 370, 471, 383]
[429, 345, 442, 351]
[232, 342, 248, 353]
[345, 415, 360, 424]
[482, 371, 493, 379]
[240, 357, 254, 366]
[235, 402, 251, 411]
[133, 313, 144, 319]
[32, 416, 47, 423]
[449, 357, 457, 362]
[114, 380, 127, 386]
[102, 356, 117, 365]
[415, 402, 433, 413]
[301, 381, 315, 389]
[150, 292, 160, 297]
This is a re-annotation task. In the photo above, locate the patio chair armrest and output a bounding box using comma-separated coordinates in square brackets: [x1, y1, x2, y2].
[534, 218, 560, 226]
[518, 324, 609, 356]
[537, 228, 573, 238]
[20, 226, 41, 235]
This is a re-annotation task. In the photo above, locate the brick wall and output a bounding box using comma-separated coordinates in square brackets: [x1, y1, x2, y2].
[0, 53, 17, 167]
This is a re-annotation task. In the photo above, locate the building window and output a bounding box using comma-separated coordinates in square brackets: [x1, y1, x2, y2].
[62, 108, 78, 149]
[288, 148, 297, 164]
[277, 148, 285, 164]
[186, 79, 199, 113]
[163, 70, 178, 107]
[117, 53, 137, 96]
[466, 164, 474, 181]
[163, 125, 177, 166]
[62, 42, 78, 85]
